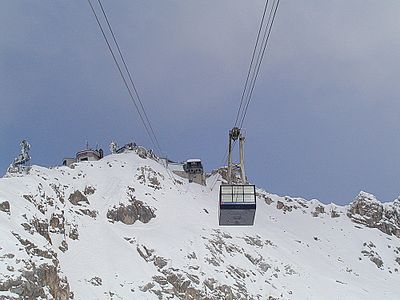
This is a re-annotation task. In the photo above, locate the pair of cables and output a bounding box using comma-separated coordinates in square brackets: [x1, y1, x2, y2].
[87, 0, 183, 188]
[211, 0, 280, 190]
[87, 0, 163, 157]
[87, 0, 280, 190]
[234, 0, 280, 130]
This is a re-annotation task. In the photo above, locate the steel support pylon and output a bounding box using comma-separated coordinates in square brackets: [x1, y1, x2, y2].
[227, 127, 247, 184]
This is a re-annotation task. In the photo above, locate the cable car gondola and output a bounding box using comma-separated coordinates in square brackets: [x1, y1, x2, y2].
[219, 127, 256, 226]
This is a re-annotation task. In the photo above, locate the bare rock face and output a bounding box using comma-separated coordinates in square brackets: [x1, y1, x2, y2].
[257, 192, 273, 205]
[107, 200, 155, 225]
[0, 252, 70, 300]
[136, 166, 164, 190]
[49, 213, 65, 234]
[361, 242, 384, 269]
[211, 166, 245, 185]
[312, 205, 325, 217]
[2, 263, 70, 300]
[136, 244, 168, 270]
[68, 225, 79, 240]
[36, 264, 71, 300]
[0, 201, 10, 214]
[83, 185, 96, 195]
[348, 192, 383, 224]
[88, 276, 102, 286]
[347, 192, 400, 238]
[276, 201, 292, 213]
[137, 241, 251, 300]
[68, 191, 89, 206]
[331, 210, 340, 218]
[32, 217, 51, 244]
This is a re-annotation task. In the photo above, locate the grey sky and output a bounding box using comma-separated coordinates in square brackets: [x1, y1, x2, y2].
[1, 1, 400, 204]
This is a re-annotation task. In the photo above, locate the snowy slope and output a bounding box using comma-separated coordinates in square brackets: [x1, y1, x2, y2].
[0, 148, 399, 299]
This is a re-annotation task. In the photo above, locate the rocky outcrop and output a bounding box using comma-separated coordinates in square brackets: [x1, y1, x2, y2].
[77, 208, 98, 218]
[49, 213, 65, 234]
[137, 244, 168, 270]
[0, 201, 10, 214]
[32, 217, 51, 244]
[68, 191, 89, 206]
[68, 224, 79, 240]
[257, 192, 273, 205]
[83, 185, 96, 196]
[138, 246, 250, 300]
[135, 166, 164, 190]
[23, 194, 46, 215]
[88, 276, 102, 286]
[277, 200, 292, 213]
[347, 192, 400, 238]
[361, 242, 384, 269]
[3, 232, 71, 299]
[137, 232, 284, 300]
[331, 209, 340, 218]
[0, 263, 70, 299]
[49, 183, 65, 204]
[107, 200, 155, 225]
[312, 205, 325, 217]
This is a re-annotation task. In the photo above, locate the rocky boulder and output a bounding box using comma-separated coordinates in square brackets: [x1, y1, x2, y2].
[68, 191, 89, 206]
[0, 201, 10, 214]
[107, 200, 155, 225]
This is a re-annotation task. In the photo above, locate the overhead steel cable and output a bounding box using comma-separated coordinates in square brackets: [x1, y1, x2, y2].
[238, 0, 280, 129]
[96, 0, 163, 156]
[87, 0, 181, 189]
[238, 0, 275, 127]
[214, 0, 280, 189]
[213, 0, 272, 190]
[234, 0, 269, 128]
[87, 0, 160, 155]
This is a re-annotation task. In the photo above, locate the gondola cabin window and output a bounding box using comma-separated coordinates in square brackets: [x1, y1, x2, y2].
[220, 185, 256, 204]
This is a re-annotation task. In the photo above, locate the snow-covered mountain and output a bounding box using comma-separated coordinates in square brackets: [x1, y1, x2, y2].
[0, 148, 399, 299]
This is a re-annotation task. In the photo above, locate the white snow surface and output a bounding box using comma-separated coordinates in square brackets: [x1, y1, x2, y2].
[0, 150, 399, 299]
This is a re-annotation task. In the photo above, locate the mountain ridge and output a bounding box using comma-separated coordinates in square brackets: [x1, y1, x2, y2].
[0, 147, 399, 299]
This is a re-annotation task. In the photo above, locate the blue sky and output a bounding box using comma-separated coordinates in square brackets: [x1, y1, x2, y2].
[1, 0, 400, 205]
